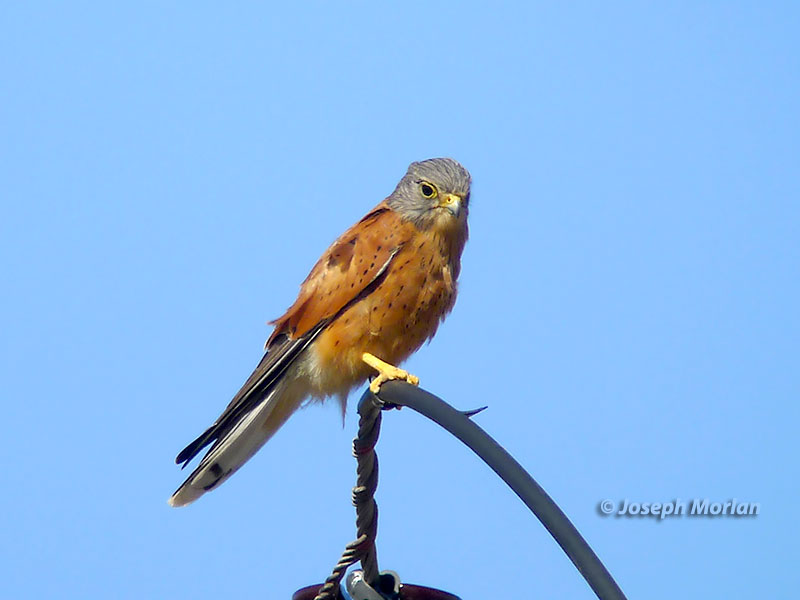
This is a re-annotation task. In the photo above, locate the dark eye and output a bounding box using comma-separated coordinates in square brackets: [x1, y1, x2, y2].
[419, 182, 437, 198]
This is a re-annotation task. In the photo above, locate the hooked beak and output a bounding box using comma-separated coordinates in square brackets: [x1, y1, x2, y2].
[439, 193, 462, 217]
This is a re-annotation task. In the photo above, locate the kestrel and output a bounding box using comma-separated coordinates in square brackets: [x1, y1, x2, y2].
[170, 158, 471, 507]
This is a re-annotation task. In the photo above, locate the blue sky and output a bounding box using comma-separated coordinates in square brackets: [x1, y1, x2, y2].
[2, 2, 798, 598]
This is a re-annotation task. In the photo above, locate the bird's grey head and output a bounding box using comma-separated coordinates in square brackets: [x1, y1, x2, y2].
[387, 158, 471, 230]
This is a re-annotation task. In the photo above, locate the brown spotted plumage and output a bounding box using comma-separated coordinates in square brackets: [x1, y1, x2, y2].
[170, 158, 471, 506]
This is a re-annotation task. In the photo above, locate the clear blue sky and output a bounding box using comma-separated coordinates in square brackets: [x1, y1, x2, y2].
[2, 3, 798, 598]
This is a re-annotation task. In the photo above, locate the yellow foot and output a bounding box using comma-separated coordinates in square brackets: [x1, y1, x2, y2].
[362, 352, 420, 394]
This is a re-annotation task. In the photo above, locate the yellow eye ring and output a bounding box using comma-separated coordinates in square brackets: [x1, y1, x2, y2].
[419, 181, 438, 199]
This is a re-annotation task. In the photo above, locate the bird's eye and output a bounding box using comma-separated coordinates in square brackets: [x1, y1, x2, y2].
[419, 182, 437, 199]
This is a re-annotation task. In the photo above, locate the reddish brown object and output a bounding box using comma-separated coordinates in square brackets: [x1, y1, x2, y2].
[268, 195, 468, 397]
[292, 583, 461, 600]
[169, 158, 471, 508]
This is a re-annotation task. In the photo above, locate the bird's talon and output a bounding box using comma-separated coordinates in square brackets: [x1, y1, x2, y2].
[363, 352, 419, 395]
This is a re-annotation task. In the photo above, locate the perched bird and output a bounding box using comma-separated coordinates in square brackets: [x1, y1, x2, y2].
[170, 158, 471, 507]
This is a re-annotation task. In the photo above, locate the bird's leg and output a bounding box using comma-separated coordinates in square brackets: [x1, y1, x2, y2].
[362, 352, 420, 394]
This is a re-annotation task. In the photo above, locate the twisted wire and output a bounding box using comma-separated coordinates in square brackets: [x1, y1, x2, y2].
[313, 392, 384, 600]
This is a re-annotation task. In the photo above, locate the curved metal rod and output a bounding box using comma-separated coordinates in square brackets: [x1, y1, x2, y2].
[373, 381, 627, 600]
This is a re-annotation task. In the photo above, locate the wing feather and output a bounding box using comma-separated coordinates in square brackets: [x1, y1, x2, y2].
[173, 202, 413, 469]
[174, 325, 326, 467]
[266, 203, 410, 343]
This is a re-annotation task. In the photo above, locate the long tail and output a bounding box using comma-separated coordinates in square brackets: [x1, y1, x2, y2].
[169, 380, 303, 507]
